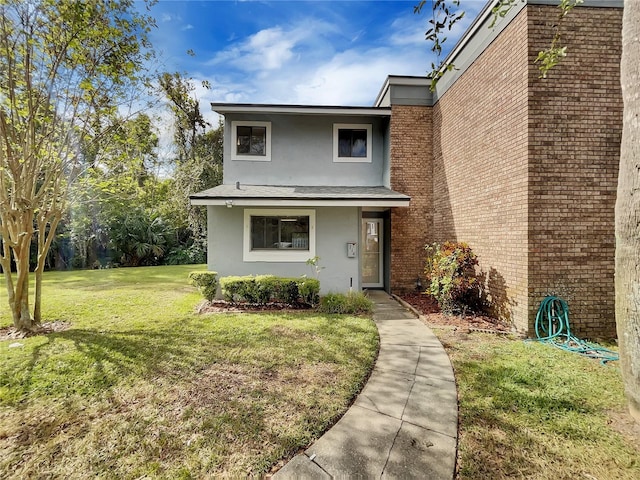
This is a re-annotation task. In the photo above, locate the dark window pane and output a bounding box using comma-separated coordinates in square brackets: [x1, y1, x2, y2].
[251, 216, 279, 249]
[237, 125, 266, 156]
[250, 215, 309, 250]
[250, 126, 265, 155]
[338, 128, 367, 157]
[237, 126, 251, 154]
[338, 130, 352, 157]
[351, 129, 367, 157]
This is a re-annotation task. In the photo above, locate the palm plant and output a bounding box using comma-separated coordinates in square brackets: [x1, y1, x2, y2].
[108, 208, 169, 266]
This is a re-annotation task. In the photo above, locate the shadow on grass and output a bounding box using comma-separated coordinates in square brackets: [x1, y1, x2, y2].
[6, 328, 198, 406]
[6, 313, 377, 408]
[456, 358, 606, 477]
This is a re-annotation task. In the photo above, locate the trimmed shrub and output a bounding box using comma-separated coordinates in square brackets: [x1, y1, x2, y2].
[188, 271, 218, 301]
[424, 241, 478, 314]
[298, 277, 320, 306]
[318, 292, 373, 315]
[218, 275, 320, 307]
[219, 276, 254, 302]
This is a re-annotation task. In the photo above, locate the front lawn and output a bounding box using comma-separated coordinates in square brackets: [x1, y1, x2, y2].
[0, 265, 378, 478]
[435, 329, 640, 479]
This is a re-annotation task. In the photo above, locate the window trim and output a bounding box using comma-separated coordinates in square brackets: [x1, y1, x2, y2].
[243, 208, 316, 262]
[333, 123, 372, 163]
[231, 121, 272, 161]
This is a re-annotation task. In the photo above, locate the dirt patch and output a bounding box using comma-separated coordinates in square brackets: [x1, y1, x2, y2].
[0, 321, 71, 341]
[399, 292, 512, 333]
[608, 409, 640, 450]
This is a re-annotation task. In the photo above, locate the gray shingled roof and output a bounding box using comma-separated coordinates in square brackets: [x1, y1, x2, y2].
[190, 184, 410, 202]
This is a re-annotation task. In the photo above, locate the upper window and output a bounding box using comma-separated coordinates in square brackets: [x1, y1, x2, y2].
[333, 123, 372, 163]
[231, 121, 271, 161]
[243, 209, 316, 262]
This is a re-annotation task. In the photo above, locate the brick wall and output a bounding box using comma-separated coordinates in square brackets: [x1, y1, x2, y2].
[431, 9, 530, 330]
[527, 6, 622, 338]
[389, 105, 432, 291]
[389, 5, 622, 337]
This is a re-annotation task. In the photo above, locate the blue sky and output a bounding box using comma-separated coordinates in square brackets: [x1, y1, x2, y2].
[145, 0, 485, 125]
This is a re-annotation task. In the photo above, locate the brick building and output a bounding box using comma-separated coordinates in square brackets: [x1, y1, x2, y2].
[376, 0, 623, 337]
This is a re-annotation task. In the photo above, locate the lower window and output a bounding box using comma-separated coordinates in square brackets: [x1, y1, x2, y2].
[243, 209, 316, 262]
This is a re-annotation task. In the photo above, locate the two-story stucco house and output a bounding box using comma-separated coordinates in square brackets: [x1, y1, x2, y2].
[191, 0, 623, 339]
[190, 105, 409, 293]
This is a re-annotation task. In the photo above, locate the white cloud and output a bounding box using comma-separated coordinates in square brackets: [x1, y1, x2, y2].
[389, 16, 428, 47]
[202, 13, 435, 106]
[292, 47, 431, 105]
[208, 19, 337, 73]
[210, 27, 295, 71]
[161, 13, 178, 23]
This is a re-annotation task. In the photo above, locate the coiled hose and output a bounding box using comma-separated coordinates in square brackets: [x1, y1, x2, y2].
[534, 296, 619, 365]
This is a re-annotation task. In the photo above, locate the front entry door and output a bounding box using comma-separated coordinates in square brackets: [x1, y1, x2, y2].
[362, 219, 384, 288]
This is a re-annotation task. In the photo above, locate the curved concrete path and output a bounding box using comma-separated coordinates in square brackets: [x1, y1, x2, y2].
[274, 290, 458, 479]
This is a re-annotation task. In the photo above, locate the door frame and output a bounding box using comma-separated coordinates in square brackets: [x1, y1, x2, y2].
[361, 217, 384, 288]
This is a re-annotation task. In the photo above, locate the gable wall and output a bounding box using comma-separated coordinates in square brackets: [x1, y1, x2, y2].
[431, 8, 530, 329]
[527, 5, 622, 338]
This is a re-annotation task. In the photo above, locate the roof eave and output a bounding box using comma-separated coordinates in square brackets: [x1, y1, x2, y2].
[211, 103, 392, 116]
[190, 197, 410, 207]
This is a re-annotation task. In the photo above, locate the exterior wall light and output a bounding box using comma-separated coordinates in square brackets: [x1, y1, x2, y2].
[225, 200, 233, 208]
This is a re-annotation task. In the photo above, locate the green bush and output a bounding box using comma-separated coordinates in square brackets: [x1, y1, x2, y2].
[188, 271, 218, 301]
[219, 276, 254, 302]
[218, 275, 320, 307]
[165, 244, 206, 265]
[424, 241, 478, 314]
[298, 278, 320, 306]
[318, 292, 373, 314]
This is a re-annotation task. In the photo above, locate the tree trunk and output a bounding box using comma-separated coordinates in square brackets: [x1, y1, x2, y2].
[34, 214, 61, 323]
[615, 0, 640, 422]
[15, 264, 37, 332]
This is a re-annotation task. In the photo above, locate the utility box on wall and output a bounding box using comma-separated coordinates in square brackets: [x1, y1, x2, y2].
[347, 242, 357, 258]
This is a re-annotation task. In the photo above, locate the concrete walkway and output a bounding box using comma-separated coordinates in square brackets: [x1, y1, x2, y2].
[274, 290, 458, 479]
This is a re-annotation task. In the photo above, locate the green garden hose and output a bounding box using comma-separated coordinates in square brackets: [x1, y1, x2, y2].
[533, 296, 619, 365]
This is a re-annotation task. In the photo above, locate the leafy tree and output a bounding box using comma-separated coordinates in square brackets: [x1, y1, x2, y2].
[171, 125, 223, 242]
[59, 113, 161, 269]
[159, 72, 223, 251]
[415, 0, 581, 88]
[417, 0, 640, 421]
[39, 115, 157, 271]
[0, 0, 155, 332]
[159, 72, 209, 163]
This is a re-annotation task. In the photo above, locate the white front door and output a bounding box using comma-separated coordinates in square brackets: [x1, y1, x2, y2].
[361, 218, 384, 288]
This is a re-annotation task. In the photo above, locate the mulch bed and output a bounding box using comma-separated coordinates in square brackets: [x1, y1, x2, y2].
[197, 300, 312, 314]
[398, 292, 512, 333]
[0, 321, 72, 341]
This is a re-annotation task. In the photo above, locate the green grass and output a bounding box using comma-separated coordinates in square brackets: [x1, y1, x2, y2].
[435, 330, 640, 479]
[0, 265, 379, 478]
